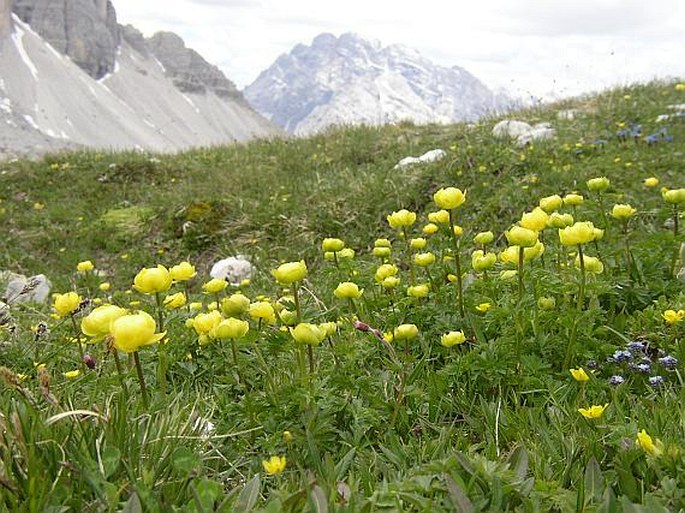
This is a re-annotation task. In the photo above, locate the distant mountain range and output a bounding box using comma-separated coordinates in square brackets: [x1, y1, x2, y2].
[245, 32, 509, 135]
[0, 0, 280, 159]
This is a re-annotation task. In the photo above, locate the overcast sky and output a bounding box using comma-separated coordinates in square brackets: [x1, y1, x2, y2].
[114, 0, 685, 100]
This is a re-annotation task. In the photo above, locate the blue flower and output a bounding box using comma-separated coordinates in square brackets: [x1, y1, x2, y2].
[609, 375, 625, 386]
[648, 376, 665, 388]
[658, 355, 678, 370]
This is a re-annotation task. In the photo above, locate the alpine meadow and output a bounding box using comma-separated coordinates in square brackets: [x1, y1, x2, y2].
[0, 81, 684, 512]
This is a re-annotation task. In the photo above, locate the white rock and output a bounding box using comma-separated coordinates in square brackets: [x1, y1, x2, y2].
[209, 256, 253, 286]
[394, 148, 446, 169]
[656, 114, 671, 122]
[556, 109, 577, 120]
[492, 120, 533, 139]
[1, 272, 51, 304]
[516, 124, 556, 146]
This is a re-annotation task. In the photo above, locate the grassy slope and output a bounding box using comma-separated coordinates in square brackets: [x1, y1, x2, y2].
[0, 80, 683, 512]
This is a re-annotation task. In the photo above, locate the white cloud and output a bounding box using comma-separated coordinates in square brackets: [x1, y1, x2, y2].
[113, 0, 685, 98]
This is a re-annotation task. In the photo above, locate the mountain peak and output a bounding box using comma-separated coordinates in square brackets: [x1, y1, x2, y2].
[245, 32, 504, 135]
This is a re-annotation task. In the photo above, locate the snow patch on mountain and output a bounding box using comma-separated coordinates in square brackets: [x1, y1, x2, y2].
[245, 32, 508, 135]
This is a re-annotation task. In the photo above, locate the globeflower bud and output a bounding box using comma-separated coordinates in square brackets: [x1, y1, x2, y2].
[221, 293, 250, 316]
[374, 238, 391, 248]
[413, 252, 436, 267]
[473, 231, 494, 245]
[441, 330, 466, 347]
[586, 177, 610, 192]
[643, 177, 659, 188]
[422, 223, 439, 235]
[202, 278, 228, 294]
[409, 238, 427, 250]
[212, 317, 249, 340]
[520, 207, 549, 232]
[393, 323, 418, 341]
[662, 188, 685, 204]
[433, 187, 466, 209]
[387, 209, 417, 229]
[407, 284, 430, 298]
[133, 265, 172, 294]
[76, 260, 94, 273]
[381, 276, 400, 289]
[559, 221, 596, 246]
[575, 254, 604, 274]
[333, 282, 363, 299]
[537, 296, 556, 310]
[322, 238, 345, 252]
[271, 260, 307, 285]
[505, 226, 538, 247]
[427, 210, 450, 224]
[547, 212, 574, 228]
[539, 194, 563, 213]
[471, 250, 496, 271]
[375, 264, 398, 282]
[169, 261, 196, 281]
[611, 203, 637, 220]
[563, 193, 584, 206]
[372, 247, 391, 258]
[290, 323, 326, 345]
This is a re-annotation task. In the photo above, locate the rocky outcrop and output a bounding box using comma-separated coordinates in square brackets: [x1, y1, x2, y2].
[120, 24, 147, 57]
[147, 32, 241, 101]
[0, 0, 11, 38]
[13, 0, 120, 79]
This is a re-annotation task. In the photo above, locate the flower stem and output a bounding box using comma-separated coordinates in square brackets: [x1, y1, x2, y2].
[577, 244, 586, 311]
[448, 210, 465, 317]
[154, 292, 167, 394]
[70, 315, 86, 369]
[133, 351, 149, 409]
[517, 246, 525, 302]
[293, 284, 302, 323]
[112, 347, 129, 400]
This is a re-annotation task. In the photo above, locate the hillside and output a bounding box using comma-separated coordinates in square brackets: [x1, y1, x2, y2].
[0, 0, 280, 159]
[0, 81, 684, 511]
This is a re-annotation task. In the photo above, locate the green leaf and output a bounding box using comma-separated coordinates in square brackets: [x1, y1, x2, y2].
[308, 484, 328, 513]
[620, 495, 646, 513]
[122, 492, 142, 513]
[444, 474, 474, 513]
[334, 448, 356, 479]
[172, 446, 200, 476]
[584, 457, 604, 504]
[233, 474, 261, 513]
[507, 446, 529, 481]
[195, 478, 223, 509]
[101, 446, 121, 479]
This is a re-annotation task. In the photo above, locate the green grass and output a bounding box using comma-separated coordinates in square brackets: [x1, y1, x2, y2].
[0, 80, 684, 512]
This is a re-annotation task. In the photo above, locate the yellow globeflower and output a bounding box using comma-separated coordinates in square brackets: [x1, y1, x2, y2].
[575, 254, 604, 274]
[81, 304, 127, 338]
[99, 282, 111, 292]
[414, 252, 436, 267]
[76, 260, 94, 273]
[169, 261, 196, 282]
[422, 223, 439, 235]
[662, 309, 685, 324]
[290, 323, 327, 345]
[262, 455, 286, 475]
[393, 324, 419, 341]
[471, 250, 496, 271]
[322, 238, 345, 252]
[111, 311, 165, 353]
[433, 187, 466, 209]
[569, 368, 589, 382]
[537, 296, 556, 310]
[163, 292, 187, 309]
[427, 210, 450, 224]
[563, 193, 584, 207]
[63, 370, 81, 379]
[473, 231, 494, 245]
[133, 265, 172, 294]
[635, 429, 664, 457]
[409, 238, 427, 250]
[643, 177, 659, 188]
[662, 188, 685, 204]
[548, 212, 574, 229]
[611, 203, 637, 220]
[505, 226, 538, 247]
[558, 221, 596, 246]
[586, 177, 610, 192]
[407, 284, 430, 298]
[374, 238, 391, 248]
[578, 404, 608, 419]
[387, 209, 417, 229]
[441, 330, 466, 347]
[520, 207, 549, 232]
[212, 318, 249, 340]
[53, 292, 82, 317]
[372, 247, 391, 258]
[333, 282, 363, 299]
[191, 310, 222, 335]
[203, 278, 228, 294]
[271, 260, 307, 285]
[381, 276, 400, 289]
[221, 293, 251, 316]
[249, 301, 277, 324]
[539, 194, 563, 213]
[375, 264, 399, 282]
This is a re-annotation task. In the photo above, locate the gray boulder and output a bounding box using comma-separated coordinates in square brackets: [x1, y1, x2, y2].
[1, 272, 51, 304]
[147, 31, 241, 100]
[13, 0, 120, 79]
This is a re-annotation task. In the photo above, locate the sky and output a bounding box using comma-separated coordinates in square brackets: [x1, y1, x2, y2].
[114, 0, 685, 101]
